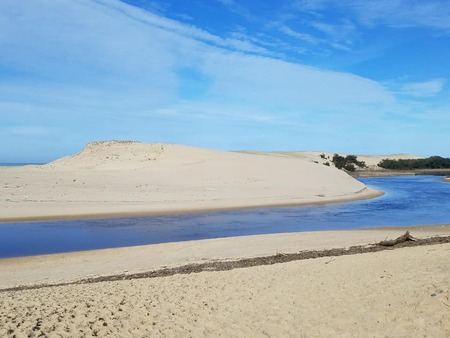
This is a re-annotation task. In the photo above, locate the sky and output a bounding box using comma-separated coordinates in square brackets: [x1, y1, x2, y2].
[1, 0, 449, 162]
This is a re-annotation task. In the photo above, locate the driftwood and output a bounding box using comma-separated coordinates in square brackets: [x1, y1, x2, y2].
[378, 231, 417, 247]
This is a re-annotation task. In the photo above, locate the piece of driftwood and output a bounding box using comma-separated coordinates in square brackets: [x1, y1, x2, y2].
[378, 231, 417, 247]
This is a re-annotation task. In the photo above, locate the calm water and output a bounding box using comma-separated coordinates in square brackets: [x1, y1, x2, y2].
[0, 163, 43, 167]
[1, 175, 449, 258]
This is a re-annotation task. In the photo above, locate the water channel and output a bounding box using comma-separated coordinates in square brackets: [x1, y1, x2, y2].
[1, 175, 449, 258]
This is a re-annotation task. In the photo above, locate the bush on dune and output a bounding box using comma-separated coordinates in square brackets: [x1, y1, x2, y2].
[331, 154, 366, 172]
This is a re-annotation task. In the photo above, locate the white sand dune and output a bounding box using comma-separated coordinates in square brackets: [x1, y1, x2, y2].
[0, 141, 381, 221]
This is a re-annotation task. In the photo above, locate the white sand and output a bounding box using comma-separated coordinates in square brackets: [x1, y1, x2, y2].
[1, 228, 449, 337]
[0, 141, 381, 221]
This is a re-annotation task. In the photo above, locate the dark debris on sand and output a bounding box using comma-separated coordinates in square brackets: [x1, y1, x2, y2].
[2, 233, 450, 293]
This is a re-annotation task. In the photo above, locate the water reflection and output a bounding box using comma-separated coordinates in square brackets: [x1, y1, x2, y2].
[1, 175, 449, 258]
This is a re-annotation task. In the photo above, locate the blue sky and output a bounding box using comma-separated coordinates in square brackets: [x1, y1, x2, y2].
[1, 0, 449, 162]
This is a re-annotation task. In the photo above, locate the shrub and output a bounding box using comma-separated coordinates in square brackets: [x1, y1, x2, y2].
[343, 163, 356, 172]
[332, 154, 366, 171]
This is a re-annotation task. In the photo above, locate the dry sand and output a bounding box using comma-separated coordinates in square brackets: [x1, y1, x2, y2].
[1, 227, 449, 337]
[0, 141, 381, 222]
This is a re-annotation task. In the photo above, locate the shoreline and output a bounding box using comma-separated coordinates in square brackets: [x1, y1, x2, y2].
[3, 231, 450, 293]
[351, 168, 450, 178]
[1, 223, 449, 290]
[0, 186, 383, 223]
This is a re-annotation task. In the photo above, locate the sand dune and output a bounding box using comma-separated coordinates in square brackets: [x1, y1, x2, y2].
[0, 141, 381, 221]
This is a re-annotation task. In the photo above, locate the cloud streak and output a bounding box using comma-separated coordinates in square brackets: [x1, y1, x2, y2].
[400, 79, 446, 98]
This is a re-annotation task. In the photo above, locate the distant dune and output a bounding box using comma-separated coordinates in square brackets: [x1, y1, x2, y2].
[0, 141, 381, 221]
[238, 150, 421, 170]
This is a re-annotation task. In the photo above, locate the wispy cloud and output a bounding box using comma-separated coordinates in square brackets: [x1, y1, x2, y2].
[0, 0, 449, 160]
[290, 0, 450, 31]
[400, 79, 446, 97]
[279, 25, 320, 45]
[272, 0, 450, 58]
[345, 0, 450, 31]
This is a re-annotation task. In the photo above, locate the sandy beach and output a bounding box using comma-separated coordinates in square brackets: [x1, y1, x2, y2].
[3, 0, 450, 335]
[0, 141, 381, 222]
[1, 226, 450, 337]
[2, 141, 449, 336]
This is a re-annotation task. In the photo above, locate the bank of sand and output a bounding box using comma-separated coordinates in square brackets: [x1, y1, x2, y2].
[1, 226, 450, 337]
[0, 141, 382, 222]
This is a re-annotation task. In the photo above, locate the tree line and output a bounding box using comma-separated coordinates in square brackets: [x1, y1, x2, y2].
[378, 156, 450, 170]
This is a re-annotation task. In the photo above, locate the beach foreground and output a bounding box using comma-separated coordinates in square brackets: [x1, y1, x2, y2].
[1, 227, 450, 337]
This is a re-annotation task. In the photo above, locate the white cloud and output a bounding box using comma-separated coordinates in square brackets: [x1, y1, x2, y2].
[283, 0, 450, 57]
[199, 51, 393, 110]
[346, 0, 450, 31]
[293, 0, 450, 32]
[0, 0, 394, 112]
[401, 79, 446, 97]
[1, 126, 52, 137]
[1, 0, 448, 159]
[279, 25, 320, 44]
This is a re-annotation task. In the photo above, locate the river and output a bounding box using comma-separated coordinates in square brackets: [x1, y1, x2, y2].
[1, 175, 449, 258]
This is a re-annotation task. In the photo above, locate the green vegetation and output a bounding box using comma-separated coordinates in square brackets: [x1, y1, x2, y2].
[331, 154, 366, 172]
[378, 156, 450, 170]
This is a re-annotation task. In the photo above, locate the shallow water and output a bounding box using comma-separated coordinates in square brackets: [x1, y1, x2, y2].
[1, 175, 449, 258]
[0, 163, 43, 166]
